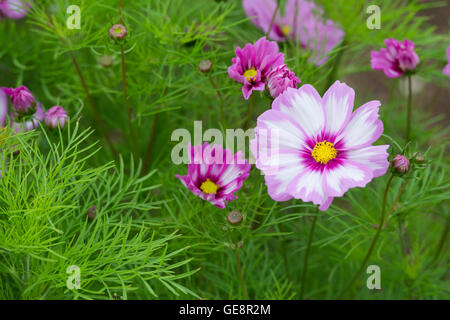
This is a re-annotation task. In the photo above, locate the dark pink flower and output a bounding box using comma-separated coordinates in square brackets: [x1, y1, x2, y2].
[443, 46, 450, 77]
[2, 85, 35, 114]
[109, 24, 128, 39]
[371, 38, 420, 78]
[176, 143, 251, 209]
[44, 106, 68, 129]
[243, 0, 344, 66]
[0, 0, 32, 19]
[228, 37, 284, 99]
[267, 65, 300, 98]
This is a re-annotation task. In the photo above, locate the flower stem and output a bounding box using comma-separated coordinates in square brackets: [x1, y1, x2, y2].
[244, 95, 254, 130]
[433, 214, 449, 263]
[234, 242, 248, 299]
[382, 178, 408, 228]
[326, 39, 347, 89]
[299, 211, 318, 299]
[70, 53, 119, 162]
[120, 44, 139, 158]
[405, 74, 412, 142]
[209, 76, 226, 130]
[266, 0, 280, 38]
[338, 173, 395, 299]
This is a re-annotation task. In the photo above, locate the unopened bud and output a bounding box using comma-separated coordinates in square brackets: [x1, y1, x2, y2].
[227, 210, 243, 225]
[198, 60, 212, 73]
[99, 55, 113, 68]
[109, 24, 128, 40]
[44, 106, 68, 129]
[86, 206, 97, 220]
[392, 155, 410, 173]
[412, 152, 425, 164]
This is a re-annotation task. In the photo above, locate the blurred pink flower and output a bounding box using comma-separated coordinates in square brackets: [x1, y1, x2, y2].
[228, 37, 284, 99]
[2, 85, 35, 114]
[0, 89, 7, 127]
[44, 106, 68, 129]
[392, 155, 410, 173]
[11, 102, 44, 132]
[267, 65, 300, 98]
[242, 0, 345, 66]
[371, 38, 420, 78]
[0, 0, 32, 19]
[443, 46, 450, 77]
[176, 143, 251, 209]
[250, 81, 389, 211]
[109, 24, 128, 39]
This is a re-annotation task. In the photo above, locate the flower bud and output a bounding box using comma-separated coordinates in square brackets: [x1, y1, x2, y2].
[198, 60, 212, 73]
[3, 85, 36, 114]
[109, 24, 128, 40]
[412, 152, 425, 164]
[227, 210, 243, 225]
[86, 206, 97, 220]
[267, 65, 300, 98]
[99, 55, 114, 68]
[11, 102, 44, 133]
[44, 106, 68, 129]
[392, 155, 410, 173]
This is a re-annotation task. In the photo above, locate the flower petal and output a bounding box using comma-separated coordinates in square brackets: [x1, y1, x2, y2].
[322, 81, 354, 137]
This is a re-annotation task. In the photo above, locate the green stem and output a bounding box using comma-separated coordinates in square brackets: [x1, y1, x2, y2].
[326, 39, 347, 89]
[338, 173, 395, 299]
[234, 242, 248, 299]
[266, 0, 280, 38]
[120, 44, 139, 158]
[142, 112, 160, 174]
[209, 76, 226, 130]
[70, 53, 119, 162]
[405, 74, 412, 142]
[244, 95, 254, 130]
[299, 212, 318, 299]
[433, 214, 449, 263]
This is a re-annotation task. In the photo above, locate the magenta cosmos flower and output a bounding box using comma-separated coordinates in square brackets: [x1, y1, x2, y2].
[371, 38, 420, 78]
[267, 65, 300, 98]
[228, 37, 284, 100]
[250, 81, 389, 211]
[2, 85, 35, 114]
[0, 0, 32, 19]
[10, 102, 44, 133]
[44, 106, 68, 129]
[109, 24, 128, 40]
[443, 46, 450, 77]
[243, 0, 344, 66]
[176, 143, 251, 208]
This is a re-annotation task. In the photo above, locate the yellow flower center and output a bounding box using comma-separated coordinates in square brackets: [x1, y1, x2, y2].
[282, 25, 290, 36]
[244, 68, 257, 82]
[311, 140, 337, 164]
[200, 178, 219, 195]
[114, 27, 123, 34]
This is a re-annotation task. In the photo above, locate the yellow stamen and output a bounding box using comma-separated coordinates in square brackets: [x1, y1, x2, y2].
[282, 25, 290, 36]
[311, 140, 337, 164]
[243, 68, 257, 82]
[200, 178, 219, 195]
[114, 27, 123, 34]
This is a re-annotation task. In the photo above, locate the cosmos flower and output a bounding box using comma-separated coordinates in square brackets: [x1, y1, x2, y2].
[267, 65, 300, 98]
[443, 46, 450, 77]
[176, 143, 251, 208]
[0, 89, 7, 127]
[242, 0, 345, 66]
[109, 24, 128, 40]
[44, 106, 68, 129]
[2, 85, 35, 114]
[228, 37, 284, 99]
[250, 81, 389, 211]
[371, 38, 420, 78]
[0, 0, 32, 19]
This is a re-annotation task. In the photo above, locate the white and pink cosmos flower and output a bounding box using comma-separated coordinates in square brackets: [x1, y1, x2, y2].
[0, 0, 32, 20]
[0, 89, 7, 127]
[176, 143, 251, 209]
[443, 45, 450, 78]
[250, 81, 389, 211]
